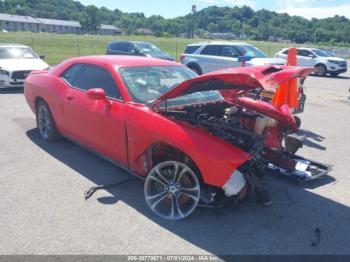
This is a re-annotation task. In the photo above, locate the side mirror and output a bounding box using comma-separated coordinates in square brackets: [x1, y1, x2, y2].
[130, 49, 137, 55]
[308, 54, 316, 58]
[86, 88, 106, 100]
[39, 55, 45, 60]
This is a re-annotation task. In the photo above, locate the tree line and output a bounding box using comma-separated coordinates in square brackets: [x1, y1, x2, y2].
[1, 0, 350, 46]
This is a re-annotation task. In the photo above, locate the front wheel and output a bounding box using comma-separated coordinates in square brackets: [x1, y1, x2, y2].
[315, 64, 327, 77]
[144, 161, 200, 220]
[36, 101, 61, 141]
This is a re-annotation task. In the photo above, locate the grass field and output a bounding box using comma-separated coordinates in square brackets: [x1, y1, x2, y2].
[0, 32, 311, 65]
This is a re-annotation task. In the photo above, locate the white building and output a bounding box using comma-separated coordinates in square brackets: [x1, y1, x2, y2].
[0, 13, 121, 35]
[35, 18, 81, 34]
[0, 13, 41, 32]
[98, 24, 122, 35]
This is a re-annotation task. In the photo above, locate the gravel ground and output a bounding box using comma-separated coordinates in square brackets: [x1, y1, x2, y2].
[0, 71, 349, 256]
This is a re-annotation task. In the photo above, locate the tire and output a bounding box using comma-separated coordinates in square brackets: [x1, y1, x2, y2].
[188, 64, 202, 75]
[36, 100, 61, 142]
[315, 64, 327, 77]
[144, 161, 200, 220]
[294, 116, 301, 129]
[330, 73, 339, 77]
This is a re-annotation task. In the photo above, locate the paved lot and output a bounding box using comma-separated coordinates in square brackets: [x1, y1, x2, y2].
[0, 72, 350, 256]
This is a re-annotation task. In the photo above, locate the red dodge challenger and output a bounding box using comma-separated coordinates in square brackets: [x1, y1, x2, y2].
[24, 56, 330, 220]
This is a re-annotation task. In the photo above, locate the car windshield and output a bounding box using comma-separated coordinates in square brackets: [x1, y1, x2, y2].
[135, 43, 162, 54]
[235, 45, 268, 58]
[119, 65, 223, 106]
[311, 49, 332, 57]
[0, 47, 39, 59]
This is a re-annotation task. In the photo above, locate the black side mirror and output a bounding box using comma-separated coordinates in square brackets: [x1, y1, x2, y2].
[39, 55, 45, 60]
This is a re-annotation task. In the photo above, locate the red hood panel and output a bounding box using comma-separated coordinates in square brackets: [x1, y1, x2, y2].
[151, 65, 315, 105]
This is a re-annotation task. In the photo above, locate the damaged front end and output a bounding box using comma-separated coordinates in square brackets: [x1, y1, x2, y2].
[235, 96, 331, 183]
[162, 101, 272, 208]
[152, 65, 331, 209]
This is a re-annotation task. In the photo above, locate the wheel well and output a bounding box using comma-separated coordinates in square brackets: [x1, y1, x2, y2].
[315, 63, 326, 69]
[187, 63, 202, 75]
[145, 142, 203, 181]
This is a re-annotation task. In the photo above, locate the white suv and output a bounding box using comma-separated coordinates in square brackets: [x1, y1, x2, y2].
[275, 48, 347, 77]
[180, 42, 285, 75]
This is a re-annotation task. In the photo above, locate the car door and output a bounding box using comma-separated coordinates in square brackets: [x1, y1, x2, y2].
[60, 63, 128, 165]
[297, 49, 316, 67]
[197, 45, 224, 73]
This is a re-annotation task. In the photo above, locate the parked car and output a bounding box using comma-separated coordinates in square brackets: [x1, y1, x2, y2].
[275, 48, 347, 77]
[0, 44, 49, 88]
[180, 42, 285, 75]
[106, 41, 174, 61]
[24, 56, 330, 220]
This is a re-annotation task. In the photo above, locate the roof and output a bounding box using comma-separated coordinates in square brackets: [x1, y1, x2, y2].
[100, 24, 121, 31]
[35, 18, 81, 27]
[0, 13, 40, 23]
[187, 41, 249, 46]
[65, 55, 179, 68]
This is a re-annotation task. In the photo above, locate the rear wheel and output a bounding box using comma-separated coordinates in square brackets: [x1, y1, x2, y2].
[36, 101, 61, 141]
[315, 64, 327, 77]
[144, 161, 200, 220]
[294, 116, 301, 129]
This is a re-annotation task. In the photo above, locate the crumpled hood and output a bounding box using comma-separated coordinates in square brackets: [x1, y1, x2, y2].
[0, 59, 49, 72]
[248, 57, 286, 66]
[151, 65, 315, 106]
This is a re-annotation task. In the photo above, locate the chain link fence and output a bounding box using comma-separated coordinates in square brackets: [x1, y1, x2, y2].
[0, 32, 348, 65]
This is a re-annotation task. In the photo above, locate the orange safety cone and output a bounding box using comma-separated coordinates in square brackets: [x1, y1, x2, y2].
[272, 47, 299, 109]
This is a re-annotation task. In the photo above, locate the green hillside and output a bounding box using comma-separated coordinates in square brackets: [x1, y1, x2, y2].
[1, 0, 350, 45]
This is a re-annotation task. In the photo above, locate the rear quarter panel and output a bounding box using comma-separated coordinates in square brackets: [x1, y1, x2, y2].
[24, 72, 66, 132]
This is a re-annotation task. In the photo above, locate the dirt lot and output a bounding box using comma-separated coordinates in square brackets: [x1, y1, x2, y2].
[0, 72, 349, 256]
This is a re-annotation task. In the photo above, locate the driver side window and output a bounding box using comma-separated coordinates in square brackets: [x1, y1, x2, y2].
[220, 46, 240, 58]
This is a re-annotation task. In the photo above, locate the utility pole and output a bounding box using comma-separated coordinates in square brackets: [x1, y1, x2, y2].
[192, 5, 196, 38]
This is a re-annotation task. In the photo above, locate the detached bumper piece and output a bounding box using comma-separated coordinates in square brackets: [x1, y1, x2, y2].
[267, 154, 331, 182]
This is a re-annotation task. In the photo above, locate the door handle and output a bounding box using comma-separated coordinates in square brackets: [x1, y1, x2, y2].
[66, 95, 74, 101]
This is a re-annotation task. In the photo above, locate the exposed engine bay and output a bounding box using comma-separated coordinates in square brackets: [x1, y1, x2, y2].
[163, 101, 265, 156]
[161, 99, 331, 208]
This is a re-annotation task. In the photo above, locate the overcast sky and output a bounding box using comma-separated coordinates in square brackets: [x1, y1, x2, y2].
[79, 0, 350, 19]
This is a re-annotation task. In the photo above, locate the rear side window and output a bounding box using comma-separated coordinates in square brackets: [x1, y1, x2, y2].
[200, 45, 221, 56]
[282, 49, 289, 55]
[109, 42, 120, 51]
[61, 64, 82, 85]
[61, 64, 122, 100]
[184, 45, 200, 54]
